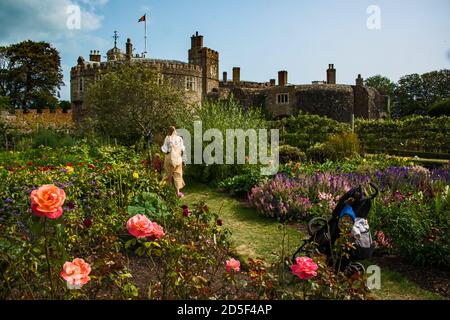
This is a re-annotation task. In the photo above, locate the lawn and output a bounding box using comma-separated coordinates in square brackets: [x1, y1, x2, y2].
[182, 180, 445, 300]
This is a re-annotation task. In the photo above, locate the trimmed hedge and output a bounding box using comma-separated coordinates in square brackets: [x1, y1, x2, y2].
[275, 114, 450, 159]
[355, 116, 450, 155]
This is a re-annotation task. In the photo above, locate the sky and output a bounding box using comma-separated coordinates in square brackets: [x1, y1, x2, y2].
[0, 0, 449, 101]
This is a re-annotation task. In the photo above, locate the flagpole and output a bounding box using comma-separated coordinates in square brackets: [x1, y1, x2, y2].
[144, 13, 147, 57]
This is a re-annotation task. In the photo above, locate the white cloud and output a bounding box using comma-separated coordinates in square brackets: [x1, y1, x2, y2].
[0, 0, 110, 101]
[0, 0, 105, 42]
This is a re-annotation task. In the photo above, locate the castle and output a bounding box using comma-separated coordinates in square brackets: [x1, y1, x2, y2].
[71, 32, 386, 122]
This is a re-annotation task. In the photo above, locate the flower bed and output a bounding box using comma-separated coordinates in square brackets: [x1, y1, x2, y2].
[248, 164, 450, 268]
[0, 143, 372, 299]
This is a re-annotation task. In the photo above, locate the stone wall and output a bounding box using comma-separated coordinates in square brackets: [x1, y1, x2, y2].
[1, 109, 73, 132]
[70, 59, 204, 121]
[211, 84, 359, 122]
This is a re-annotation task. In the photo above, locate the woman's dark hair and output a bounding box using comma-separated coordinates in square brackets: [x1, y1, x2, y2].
[168, 126, 176, 136]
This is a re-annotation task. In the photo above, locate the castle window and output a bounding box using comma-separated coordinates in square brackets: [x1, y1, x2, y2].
[276, 93, 289, 104]
[186, 76, 196, 91]
[79, 78, 84, 92]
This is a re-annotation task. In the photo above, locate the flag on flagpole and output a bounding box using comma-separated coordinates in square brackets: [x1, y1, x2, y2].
[138, 14, 146, 22]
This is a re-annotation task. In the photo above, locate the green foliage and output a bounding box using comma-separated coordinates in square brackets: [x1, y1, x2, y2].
[273, 114, 350, 151]
[393, 69, 450, 118]
[177, 98, 267, 184]
[371, 193, 450, 268]
[28, 129, 75, 148]
[128, 192, 171, 220]
[428, 98, 450, 117]
[355, 116, 450, 155]
[306, 132, 360, 162]
[364, 75, 395, 97]
[0, 95, 13, 112]
[0, 40, 63, 110]
[217, 166, 267, 196]
[59, 100, 71, 113]
[85, 63, 188, 145]
[278, 145, 306, 164]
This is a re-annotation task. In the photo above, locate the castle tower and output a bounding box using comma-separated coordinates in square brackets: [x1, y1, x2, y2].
[188, 31, 219, 98]
[326, 64, 336, 84]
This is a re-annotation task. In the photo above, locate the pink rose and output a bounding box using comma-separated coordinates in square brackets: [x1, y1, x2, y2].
[31, 184, 66, 219]
[60, 258, 91, 289]
[291, 256, 318, 280]
[150, 221, 165, 239]
[225, 258, 240, 273]
[127, 214, 165, 239]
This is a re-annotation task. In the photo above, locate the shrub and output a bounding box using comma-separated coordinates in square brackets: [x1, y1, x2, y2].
[30, 129, 75, 148]
[428, 98, 450, 117]
[177, 98, 268, 185]
[371, 193, 450, 268]
[306, 132, 360, 162]
[278, 145, 306, 164]
[273, 114, 349, 151]
[218, 166, 266, 196]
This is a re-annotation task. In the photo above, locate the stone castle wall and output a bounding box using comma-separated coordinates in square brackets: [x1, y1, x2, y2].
[209, 83, 383, 122]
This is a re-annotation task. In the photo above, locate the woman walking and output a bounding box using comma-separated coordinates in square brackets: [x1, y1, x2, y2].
[161, 126, 186, 197]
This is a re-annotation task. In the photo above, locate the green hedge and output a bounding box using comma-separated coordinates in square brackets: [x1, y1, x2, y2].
[272, 114, 350, 151]
[275, 114, 450, 159]
[355, 116, 450, 155]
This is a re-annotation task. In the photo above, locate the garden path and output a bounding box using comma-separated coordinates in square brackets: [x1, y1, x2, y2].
[182, 181, 446, 300]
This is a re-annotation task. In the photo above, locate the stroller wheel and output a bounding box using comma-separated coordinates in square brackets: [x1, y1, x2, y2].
[346, 262, 366, 275]
[307, 217, 328, 237]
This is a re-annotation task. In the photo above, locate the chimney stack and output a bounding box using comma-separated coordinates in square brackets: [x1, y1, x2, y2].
[126, 38, 133, 61]
[326, 64, 336, 84]
[278, 70, 288, 87]
[191, 31, 204, 49]
[233, 67, 240, 83]
[223, 72, 228, 83]
[356, 74, 364, 86]
[270, 79, 276, 86]
[89, 50, 101, 62]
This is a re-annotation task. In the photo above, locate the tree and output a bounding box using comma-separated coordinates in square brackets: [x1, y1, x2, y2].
[0, 40, 63, 111]
[364, 75, 395, 97]
[393, 69, 450, 118]
[85, 63, 187, 144]
[59, 100, 71, 113]
[365, 75, 396, 117]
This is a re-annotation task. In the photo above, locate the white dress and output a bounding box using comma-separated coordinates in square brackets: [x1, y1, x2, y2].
[161, 135, 186, 165]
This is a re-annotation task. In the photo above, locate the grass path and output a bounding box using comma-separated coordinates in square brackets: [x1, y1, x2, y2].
[182, 181, 444, 300]
[183, 181, 305, 263]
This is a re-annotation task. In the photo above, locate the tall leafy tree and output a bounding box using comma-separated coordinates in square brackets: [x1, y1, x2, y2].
[365, 75, 396, 117]
[394, 69, 450, 118]
[364, 75, 395, 97]
[85, 63, 188, 144]
[0, 40, 63, 110]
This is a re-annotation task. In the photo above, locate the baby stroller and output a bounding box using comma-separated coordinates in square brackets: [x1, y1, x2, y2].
[292, 182, 379, 274]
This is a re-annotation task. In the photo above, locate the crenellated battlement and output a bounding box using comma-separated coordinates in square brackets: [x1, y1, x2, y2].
[71, 59, 202, 77]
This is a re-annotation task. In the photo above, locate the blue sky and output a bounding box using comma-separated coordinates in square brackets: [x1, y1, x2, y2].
[0, 0, 449, 100]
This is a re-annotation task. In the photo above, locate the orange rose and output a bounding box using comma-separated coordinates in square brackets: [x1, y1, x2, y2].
[60, 258, 91, 289]
[31, 184, 66, 219]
